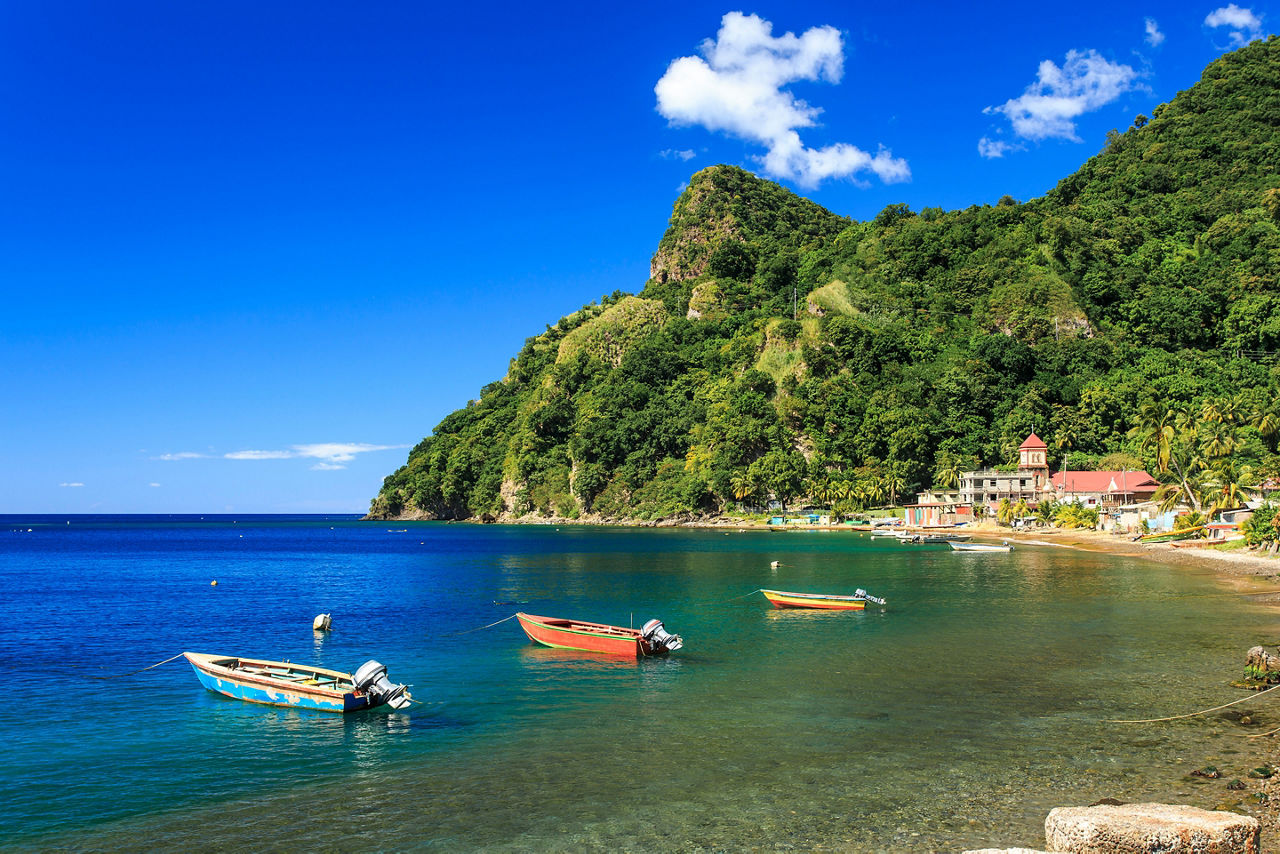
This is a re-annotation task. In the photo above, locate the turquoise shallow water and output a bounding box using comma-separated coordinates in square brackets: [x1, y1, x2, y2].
[2, 516, 1279, 852]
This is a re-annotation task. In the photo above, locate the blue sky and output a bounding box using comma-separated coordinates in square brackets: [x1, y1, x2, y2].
[0, 1, 1272, 513]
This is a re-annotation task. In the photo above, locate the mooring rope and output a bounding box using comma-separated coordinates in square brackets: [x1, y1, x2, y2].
[442, 613, 519, 637]
[73, 652, 188, 680]
[1247, 723, 1280, 738]
[685, 588, 765, 607]
[1107, 682, 1280, 723]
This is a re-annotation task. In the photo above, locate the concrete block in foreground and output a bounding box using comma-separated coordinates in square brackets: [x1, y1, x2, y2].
[1044, 803, 1260, 853]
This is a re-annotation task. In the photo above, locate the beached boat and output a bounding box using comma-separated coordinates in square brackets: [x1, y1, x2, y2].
[515, 613, 683, 657]
[948, 542, 1013, 553]
[183, 652, 412, 712]
[1139, 526, 1205, 543]
[760, 588, 886, 610]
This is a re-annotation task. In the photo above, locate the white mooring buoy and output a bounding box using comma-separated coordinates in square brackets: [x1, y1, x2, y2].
[312, 613, 332, 631]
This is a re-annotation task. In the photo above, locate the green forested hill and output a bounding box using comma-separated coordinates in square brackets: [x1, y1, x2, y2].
[369, 37, 1280, 522]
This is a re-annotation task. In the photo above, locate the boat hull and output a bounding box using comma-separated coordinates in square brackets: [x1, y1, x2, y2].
[948, 543, 1012, 552]
[760, 589, 870, 610]
[184, 652, 374, 712]
[516, 613, 657, 657]
[1139, 526, 1205, 543]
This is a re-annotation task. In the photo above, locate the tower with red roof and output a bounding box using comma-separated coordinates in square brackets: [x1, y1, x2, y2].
[1018, 433, 1050, 489]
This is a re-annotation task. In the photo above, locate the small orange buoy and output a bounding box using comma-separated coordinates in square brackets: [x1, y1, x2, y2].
[211, 580, 218, 586]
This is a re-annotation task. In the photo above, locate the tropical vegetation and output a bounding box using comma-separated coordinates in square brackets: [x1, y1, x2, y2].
[370, 38, 1280, 523]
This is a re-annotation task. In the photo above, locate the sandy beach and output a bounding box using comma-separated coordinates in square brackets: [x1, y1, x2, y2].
[980, 524, 1280, 587]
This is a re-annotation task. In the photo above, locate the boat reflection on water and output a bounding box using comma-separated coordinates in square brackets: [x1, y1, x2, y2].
[516, 645, 675, 671]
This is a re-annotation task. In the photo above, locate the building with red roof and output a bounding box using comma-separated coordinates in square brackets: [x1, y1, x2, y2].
[1050, 470, 1159, 509]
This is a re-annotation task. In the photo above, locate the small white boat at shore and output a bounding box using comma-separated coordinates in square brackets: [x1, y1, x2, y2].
[949, 542, 1013, 553]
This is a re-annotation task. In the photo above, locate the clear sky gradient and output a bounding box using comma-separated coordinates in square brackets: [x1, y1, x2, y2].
[1, 1, 1271, 513]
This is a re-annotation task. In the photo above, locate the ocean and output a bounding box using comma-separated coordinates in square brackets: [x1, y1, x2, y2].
[1, 515, 1276, 851]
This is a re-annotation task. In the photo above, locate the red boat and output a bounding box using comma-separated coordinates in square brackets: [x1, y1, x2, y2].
[515, 612, 683, 657]
[760, 588, 886, 611]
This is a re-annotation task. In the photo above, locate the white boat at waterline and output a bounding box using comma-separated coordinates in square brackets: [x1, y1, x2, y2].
[949, 542, 1013, 553]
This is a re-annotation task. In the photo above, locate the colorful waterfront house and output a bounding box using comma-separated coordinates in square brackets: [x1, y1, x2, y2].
[1050, 470, 1158, 510]
[905, 502, 972, 527]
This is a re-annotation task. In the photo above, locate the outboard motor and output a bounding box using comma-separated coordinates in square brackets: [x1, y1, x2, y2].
[854, 588, 887, 606]
[352, 660, 413, 710]
[640, 619, 683, 654]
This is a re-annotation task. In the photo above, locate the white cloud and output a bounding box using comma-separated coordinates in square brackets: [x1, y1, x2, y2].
[59, 482, 84, 487]
[225, 450, 295, 460]
[654, 12, 908, 188]
[1205, 4, 1265, 46]
[660, 148, 697, 161]
[983, 49, 1141, 143]
[1145, 17, 1166, 46]
[292, 443, 404, 464]
[977, 136, 1023, 159]
[149, 482, 162, 488]
[159, 442, 406, 468]
[222, 442, 408, 470]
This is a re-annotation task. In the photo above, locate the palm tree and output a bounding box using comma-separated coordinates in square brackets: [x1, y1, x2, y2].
[731, 471, 761, 511]
[1013, 499, 1030, 522]
[1152, 467, 1207, 515]
[806, 476, 834, 511]
[1034, 498, 1059, 527]
[1054, 427, 1078, 493]
[1128, 402, 1175, 473]
[1203, 461, 1259, 515]
[884, 472, 907, 508]
[933, 453, 962, 491]
[1252, 406, 1280, 453]
[1201, 421, 1237, 461]
[1218, 394, 1246, 426]
[851, 483, 870, 512]
[831, 479, 855, 520]
[996, 498, 1014, 525]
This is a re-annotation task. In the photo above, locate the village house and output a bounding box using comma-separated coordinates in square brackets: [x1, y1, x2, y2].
[909, 434, 1052, 524]
[959, 433, 1052, 509]
[910, 434, 1161, 528]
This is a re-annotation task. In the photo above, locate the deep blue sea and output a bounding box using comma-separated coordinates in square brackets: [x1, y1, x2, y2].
[2, 515, 1277, 852]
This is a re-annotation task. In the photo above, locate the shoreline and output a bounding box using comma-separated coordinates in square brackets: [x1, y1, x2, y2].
[382, 510, 1280, 591]
[980, 524, 1280, 591]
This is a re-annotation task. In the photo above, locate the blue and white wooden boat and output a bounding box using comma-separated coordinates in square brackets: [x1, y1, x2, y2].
[183, 652, 412, 712]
